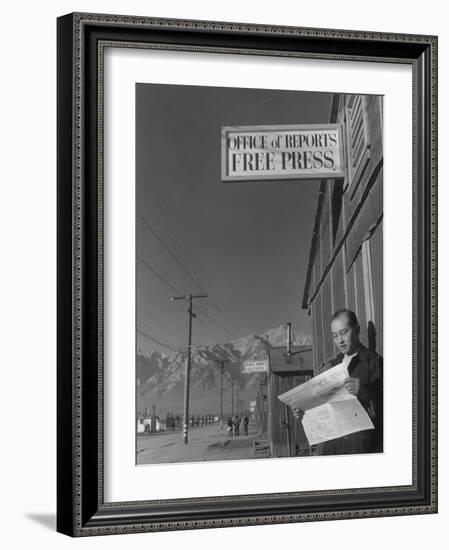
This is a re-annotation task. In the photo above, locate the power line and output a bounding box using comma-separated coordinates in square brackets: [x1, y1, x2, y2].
[137, 210, 244, 336]
[137, 255, 183, 295]
[205, 297, 244, 338]
[138, 315, 177, 349]
[193, 305, 238, 340]
[138, 209, 244, 335]
[137, 326, 180, 352]
[137, 323, 179, 351]
[138, 256, 230, 341]
[194, 314, 223, 341]
[138, 211, 202, 287]
[138, 304, 175, 337]
[137, 253, 239, 340]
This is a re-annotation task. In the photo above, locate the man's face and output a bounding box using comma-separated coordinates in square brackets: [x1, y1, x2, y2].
[331, 315, 360, 355]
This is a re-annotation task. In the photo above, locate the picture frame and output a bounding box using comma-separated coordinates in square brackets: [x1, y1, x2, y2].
[57, 12, 437, 536]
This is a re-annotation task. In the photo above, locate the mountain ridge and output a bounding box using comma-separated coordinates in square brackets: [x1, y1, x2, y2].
[137, 324, 311, 416]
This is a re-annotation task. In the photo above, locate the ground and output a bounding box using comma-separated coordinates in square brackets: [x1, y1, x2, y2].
[137, 422, 259, 464]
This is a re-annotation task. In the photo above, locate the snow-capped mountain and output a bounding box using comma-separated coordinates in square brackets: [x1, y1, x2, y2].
[137, 324, 311, 416]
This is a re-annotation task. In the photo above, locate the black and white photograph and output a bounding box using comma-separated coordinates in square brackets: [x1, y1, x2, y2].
[1, 0, 442, 545]
[135, 84, 383, 465]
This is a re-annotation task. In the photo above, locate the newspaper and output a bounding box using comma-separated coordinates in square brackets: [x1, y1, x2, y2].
[278, 362, 374, 445]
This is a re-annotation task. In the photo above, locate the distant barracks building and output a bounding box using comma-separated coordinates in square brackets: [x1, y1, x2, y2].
[302, 93, 383, 372]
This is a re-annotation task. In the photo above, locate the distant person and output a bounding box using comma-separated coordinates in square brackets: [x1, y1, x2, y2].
[227, 417, 233, 438]
[292, 309, 383, 455]
[243, 415, 249, 436]
[233, 416, 241, 437]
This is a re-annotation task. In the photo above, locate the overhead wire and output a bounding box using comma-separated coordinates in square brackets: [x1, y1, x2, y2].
[138, 253, 239, 344]
[193, 305, 238, 340]
[137, 210, 245, 336]
[137, 252, 239, 340]
[194, 314, 223, 342]
[137, 315, 178, 349]
[137, 327, 180, 353]
[137, 304, 176, 338]
[137, 255, 183, 295]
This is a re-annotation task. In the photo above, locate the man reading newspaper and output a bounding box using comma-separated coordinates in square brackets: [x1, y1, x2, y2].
[281, 309, 383, 455]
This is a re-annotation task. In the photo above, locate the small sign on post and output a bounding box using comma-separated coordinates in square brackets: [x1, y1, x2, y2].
[222, 124, 344, 181]
[242, 359, 269, 373]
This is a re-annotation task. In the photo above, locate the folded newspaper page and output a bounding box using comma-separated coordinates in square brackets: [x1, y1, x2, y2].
[278, 362, 374, 445]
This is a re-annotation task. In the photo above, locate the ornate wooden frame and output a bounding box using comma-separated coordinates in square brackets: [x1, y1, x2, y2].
[57, 12, 437, 536]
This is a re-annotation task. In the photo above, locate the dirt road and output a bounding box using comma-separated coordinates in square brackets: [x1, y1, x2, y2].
[137, 422, 258, 465]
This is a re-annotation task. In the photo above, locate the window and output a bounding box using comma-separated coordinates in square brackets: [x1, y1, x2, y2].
[345, 95, 371, 192]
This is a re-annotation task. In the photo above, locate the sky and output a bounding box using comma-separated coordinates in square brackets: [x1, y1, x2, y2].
[135, 83, 333, 355]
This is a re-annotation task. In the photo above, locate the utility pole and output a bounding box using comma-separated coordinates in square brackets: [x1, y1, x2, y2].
[171, 293, 207, 444]
[236, 388, 240, 416]
[214, 360, 229, 422]
[231, 378, 234, 417]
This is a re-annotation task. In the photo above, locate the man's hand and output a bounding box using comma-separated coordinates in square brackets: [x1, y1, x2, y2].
[292, 408, 305, 421]
[344, 376, 360, 396]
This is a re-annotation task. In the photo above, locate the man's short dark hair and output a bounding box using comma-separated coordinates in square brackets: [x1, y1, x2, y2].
[331, 309, 359, 327]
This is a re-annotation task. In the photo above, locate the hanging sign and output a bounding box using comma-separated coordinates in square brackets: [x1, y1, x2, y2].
[221, 124, 344, 181]
[242, 359, 269, 373]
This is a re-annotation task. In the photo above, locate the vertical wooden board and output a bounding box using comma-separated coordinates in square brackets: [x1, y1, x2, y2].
[272, 375, 279, 457]
[282, 378, 290, 457]
[354, 252, 368, 346]
[262, 378, 276, 455]
[257, 389, 265, 435]
[278, 377, 285, 457]
[310, 263, 316, 301]
[331, 180, 345, 246]
[370, 221, 384, 355]
[267, 375, 273, 446]
[332, 247, 346, 313]
[344, 97, 383, 214]
[321, 197, 331, 269]
[347, 262, 357, 315]
[314, 241, 322, 283]
[313, 291, 324, 369]
[345, 175, 382, 269]
[321, 276, 334, 360]
[291, 376, 298, 454]
[363, 173, 383, 231]
[311, 300, 318, 371]
[285, 378, 293, 456]
[366, 95, 383, 165]
[272, 375, 281, 457]
[343, 181, 356, 235]
[285, 377, 299, 457]
[372, 168, 383, 220]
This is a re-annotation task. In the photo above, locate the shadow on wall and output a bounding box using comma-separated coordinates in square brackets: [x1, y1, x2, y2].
[367, 320, 377, 352]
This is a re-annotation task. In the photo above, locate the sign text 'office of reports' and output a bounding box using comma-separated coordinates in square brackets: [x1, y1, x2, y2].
[221, 124, 344, 181]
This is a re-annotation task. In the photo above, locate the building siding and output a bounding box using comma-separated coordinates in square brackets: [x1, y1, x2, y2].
[303, 93, 383, 374]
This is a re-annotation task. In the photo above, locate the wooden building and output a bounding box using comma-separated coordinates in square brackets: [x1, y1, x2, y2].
[254, 326, 313, 458]
[267, 344, 313, 457]
[302, 93, 383, 373]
